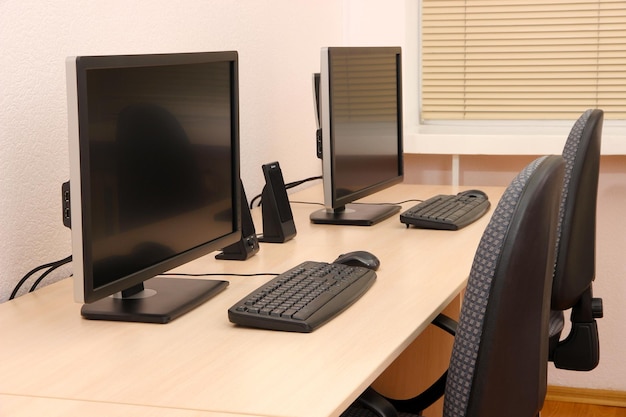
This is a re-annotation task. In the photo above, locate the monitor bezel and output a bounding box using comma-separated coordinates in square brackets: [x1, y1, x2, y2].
[319, 46, 404, 211]
[67, 51, 242, 304]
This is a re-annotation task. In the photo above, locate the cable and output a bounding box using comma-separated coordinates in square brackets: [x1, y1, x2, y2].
[289, 201, 325, 206]
[249, 193, 262, 210]
[285, 175, 323, 190]
[160, 272, 279, 278]
[394, 199, 424, 205]
[281, 197, 423, 209]
[29, 256, 73, 293]
[350, 199, 425, 206]
[249, 175, 322, 209]
[10, 255, 72, 300]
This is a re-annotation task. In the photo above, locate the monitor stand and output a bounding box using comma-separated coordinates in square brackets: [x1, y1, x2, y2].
[80, 278, 228, 324]
[310, 203, 400, 226]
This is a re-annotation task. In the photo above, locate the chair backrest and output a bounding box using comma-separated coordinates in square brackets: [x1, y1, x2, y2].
[549, 108, 603, 370]
[553, 109, 602, 308]
[444, 155, 565, 417]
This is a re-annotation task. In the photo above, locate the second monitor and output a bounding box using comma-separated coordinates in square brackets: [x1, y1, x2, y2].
[311, 46, 404, 226]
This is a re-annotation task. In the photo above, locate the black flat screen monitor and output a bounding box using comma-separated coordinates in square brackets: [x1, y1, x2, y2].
[311, 46, 404, 226]
[66, 51, 241, 323]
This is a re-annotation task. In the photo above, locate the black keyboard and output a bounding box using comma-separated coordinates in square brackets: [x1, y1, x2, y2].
[228, 261, 376, 332]
[400, 191, 491, 231]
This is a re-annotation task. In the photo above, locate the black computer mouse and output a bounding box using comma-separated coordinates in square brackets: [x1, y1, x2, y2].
[333, 250, 380, 271]
[458, 189, 488, 199]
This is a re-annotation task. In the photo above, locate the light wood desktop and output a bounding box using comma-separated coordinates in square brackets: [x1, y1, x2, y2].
[0, 394, 249, 417]
[0, 183, 503, 417]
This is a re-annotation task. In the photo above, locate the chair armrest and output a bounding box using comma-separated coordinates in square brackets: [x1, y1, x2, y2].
[552, 290, 602, 371]
[431, 313, 458, 335]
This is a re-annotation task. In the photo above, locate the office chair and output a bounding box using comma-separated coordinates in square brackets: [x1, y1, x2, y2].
[343, 155, 565, 417]
[549, 108, 604, 371]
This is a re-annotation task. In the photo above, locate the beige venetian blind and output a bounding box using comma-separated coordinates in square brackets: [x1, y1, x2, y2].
[421, 0, 626, 120]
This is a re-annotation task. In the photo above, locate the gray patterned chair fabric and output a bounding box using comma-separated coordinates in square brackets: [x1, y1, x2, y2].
[343, 155, 565, 417]
[549, 109, 603, 370]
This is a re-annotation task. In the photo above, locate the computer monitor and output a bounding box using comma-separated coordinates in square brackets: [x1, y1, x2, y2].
[310, 46, 404, 226]
[66, 51, 241, 323]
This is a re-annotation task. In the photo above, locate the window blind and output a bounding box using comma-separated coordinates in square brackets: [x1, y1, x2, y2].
[421, 0, 626, 120]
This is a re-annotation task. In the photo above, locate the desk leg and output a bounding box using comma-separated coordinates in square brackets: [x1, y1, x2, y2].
[371, 294, 461, 417]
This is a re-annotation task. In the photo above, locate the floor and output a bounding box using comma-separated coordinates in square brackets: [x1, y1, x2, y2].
[542, 401, 626, 417]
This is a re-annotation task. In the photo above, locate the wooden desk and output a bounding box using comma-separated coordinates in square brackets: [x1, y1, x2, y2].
[0, 184, 502, 417]
[0, 394, 249, 417]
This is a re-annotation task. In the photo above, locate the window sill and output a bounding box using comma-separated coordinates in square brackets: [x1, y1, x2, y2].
[403, 124, 626, 156]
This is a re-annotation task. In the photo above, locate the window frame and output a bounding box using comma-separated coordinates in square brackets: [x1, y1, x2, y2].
[405, 1, 626, 156]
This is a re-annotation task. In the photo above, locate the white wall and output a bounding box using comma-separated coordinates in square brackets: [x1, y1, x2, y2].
[549, 156, 626, 392]
[0, 0, 342, 301]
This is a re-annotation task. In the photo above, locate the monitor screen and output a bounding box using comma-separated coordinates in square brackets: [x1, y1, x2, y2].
[66, 51, 241, 323]
[311, 47, 404, 226]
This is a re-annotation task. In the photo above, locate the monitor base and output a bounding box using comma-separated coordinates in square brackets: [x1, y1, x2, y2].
[81, 277, 228, 324]
[310, 203, 400, 226]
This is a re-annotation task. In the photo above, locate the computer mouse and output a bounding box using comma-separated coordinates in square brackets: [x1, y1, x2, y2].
[458, 189, 488, 199]
[333, 251, 380, 271]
